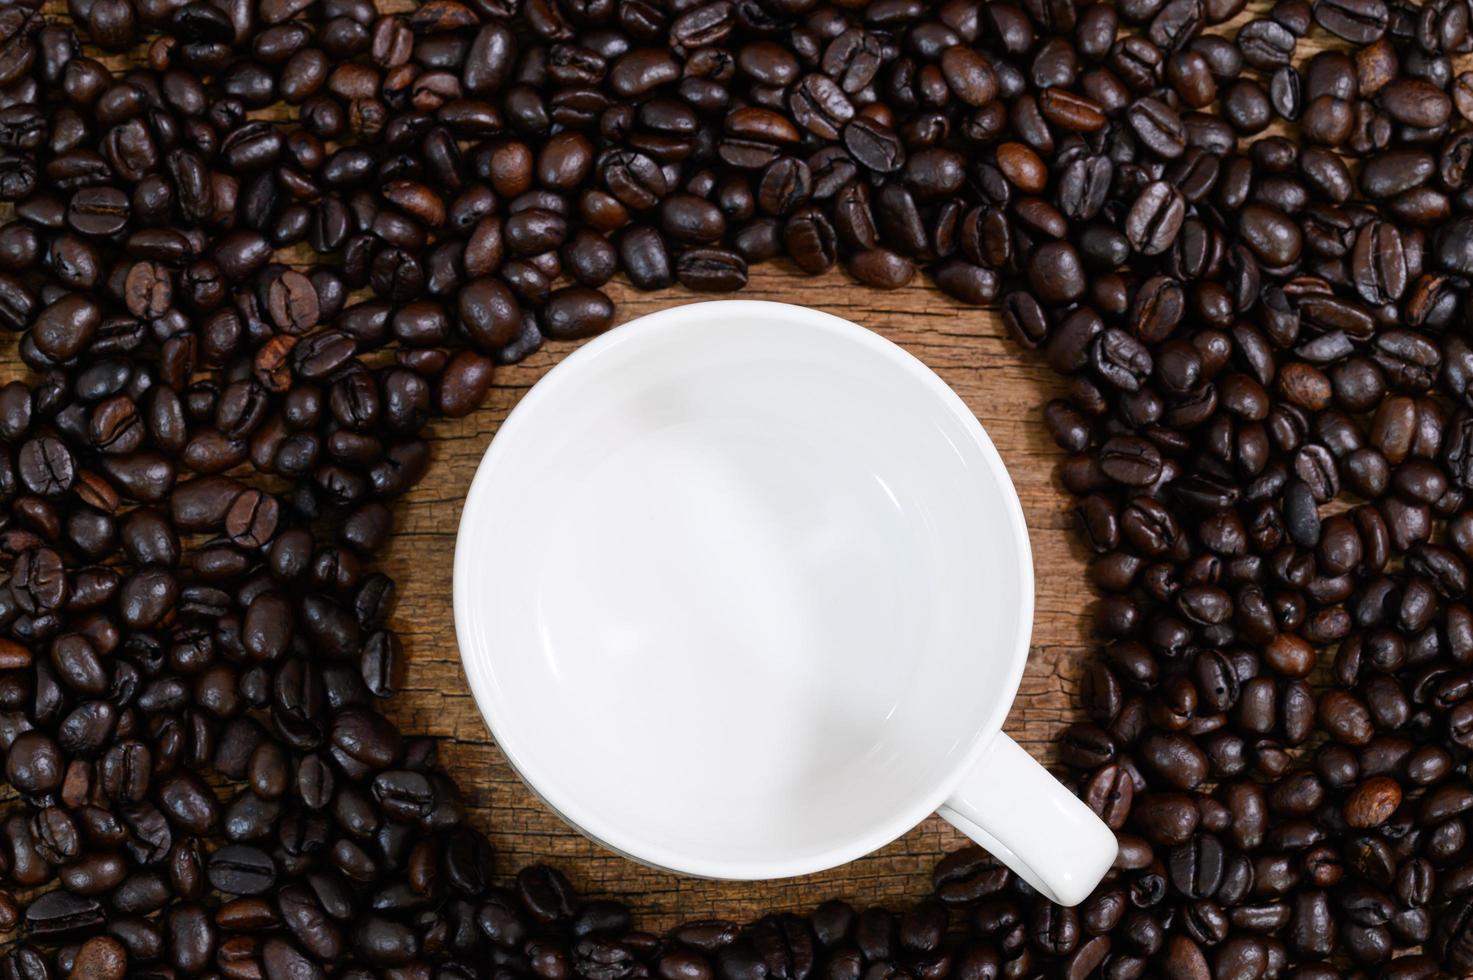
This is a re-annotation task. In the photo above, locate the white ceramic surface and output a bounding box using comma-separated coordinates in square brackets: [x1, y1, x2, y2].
[454, 300, 1116, 904]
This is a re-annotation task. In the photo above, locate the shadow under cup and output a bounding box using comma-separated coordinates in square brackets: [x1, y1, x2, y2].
[455, 301, 1033, 880]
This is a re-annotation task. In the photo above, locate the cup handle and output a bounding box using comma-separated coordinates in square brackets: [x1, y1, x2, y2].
[937, 733, 1117, 907]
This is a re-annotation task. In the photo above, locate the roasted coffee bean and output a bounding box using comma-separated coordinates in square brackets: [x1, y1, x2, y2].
[1315, 0, 1389, 42]
[25, 889, 104, 937]
[671, 248, 746, 291]
[32, 295, 100, 362]
[1169, 835, 1225, 899]
[542, 286, 615, 339]
[1126, 182, 1186, 255]
[791, 74, 855, 140]
[931, 260, 1000, 305]
[847, 249, 915, 290]
[267, 270, 320, 334]
[1238, 19, 1297, 69]
[783, 207, 838, 274]
[1028, 242, 1087, 304]
[1129, 98, 1187, 158]
[843, 117, 905, 173]
[67, 187, 130, 237]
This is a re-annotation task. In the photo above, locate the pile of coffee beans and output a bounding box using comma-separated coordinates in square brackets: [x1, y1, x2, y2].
[4, 0, 1473, 973]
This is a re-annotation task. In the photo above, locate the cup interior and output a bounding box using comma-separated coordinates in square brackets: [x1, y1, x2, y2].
[455, 301, 1033, 877]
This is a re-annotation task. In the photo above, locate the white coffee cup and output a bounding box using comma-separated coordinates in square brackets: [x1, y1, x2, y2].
[454, 300, 1117, 905]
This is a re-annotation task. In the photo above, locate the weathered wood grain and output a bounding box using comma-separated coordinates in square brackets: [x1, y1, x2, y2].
[375, 271, 1094, 928]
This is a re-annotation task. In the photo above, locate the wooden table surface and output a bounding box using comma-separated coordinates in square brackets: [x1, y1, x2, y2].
[378, 274, 1091, 929]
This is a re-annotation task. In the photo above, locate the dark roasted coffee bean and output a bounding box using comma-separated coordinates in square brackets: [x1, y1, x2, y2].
[783, 207, 838, 274]
[1238, 19, 1296, 69]
[25, 889, 104, 937]
[1028, 242, 1087, 304]
[677, 248, 749, 292]
[1240, 203, 1302, 266]
[1128, 98, 1186, 158]
[66, 186, 129, 237]
[1315, 0, 1389, 41]
[931, 260, 999, 306]
[843, 117, 905, 174]
[620, 226, 673, 290]
[847, 249, 915, 290]
[1126, 182, 1186, 255]
[791, 74, 855, 140]
[543, 286, 615, 339]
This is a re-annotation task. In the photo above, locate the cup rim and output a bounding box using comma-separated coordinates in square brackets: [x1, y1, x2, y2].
[453, 299, 1036, 879]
